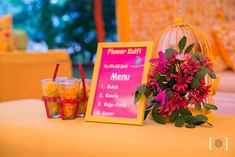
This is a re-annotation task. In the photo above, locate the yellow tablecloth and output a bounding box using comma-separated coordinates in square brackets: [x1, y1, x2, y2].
[0, 50, 72, 102]
[0, 99, 234, 157]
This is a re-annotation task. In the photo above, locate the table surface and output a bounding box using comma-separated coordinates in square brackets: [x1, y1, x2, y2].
[0, 99, 235, 157]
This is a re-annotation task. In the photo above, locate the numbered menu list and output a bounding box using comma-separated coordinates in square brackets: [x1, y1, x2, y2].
[92, 47, 147, 118]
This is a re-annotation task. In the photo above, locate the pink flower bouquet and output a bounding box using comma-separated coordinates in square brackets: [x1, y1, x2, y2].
[135, 36, 218, 128]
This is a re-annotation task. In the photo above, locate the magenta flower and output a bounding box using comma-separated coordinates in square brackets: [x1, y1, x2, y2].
[201, 56, 213, 71]
[189, 79, 211, 104]
[168, 52, 177, 64]
[171, 71, 193, 93]
[158, 92, 188, 116]
[154, 82, 167, 105]
[180, 59, 200, 76]
[149, 51, 171, 74]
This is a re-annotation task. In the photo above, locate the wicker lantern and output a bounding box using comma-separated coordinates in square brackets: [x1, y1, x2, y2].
[153, 18, 219, 115]
[154, 18, 213, 58]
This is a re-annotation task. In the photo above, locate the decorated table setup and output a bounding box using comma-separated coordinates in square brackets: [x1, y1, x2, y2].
[1, 20, 235, 157]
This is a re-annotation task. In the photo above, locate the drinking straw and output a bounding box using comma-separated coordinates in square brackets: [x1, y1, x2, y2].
[78, 62, 87, 98]
[53, 63, 60, 81]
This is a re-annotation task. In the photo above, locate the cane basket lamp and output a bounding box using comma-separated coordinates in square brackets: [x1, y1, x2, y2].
[153, 18, 220, 115]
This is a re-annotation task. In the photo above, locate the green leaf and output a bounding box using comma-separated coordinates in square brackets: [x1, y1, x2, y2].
[135, 85, 148, 103]
[195, 69, 208, 79]
[184, 115, 196, 123]
[137, 85, 147, 93]
[184, 43, 195, 54]
[169, 110, 180, 122]
[144, 109, 151, 120]
[180, 109, 192, 116]
[185, 124, 196, 128]
[192, 52, 203, 61]
[152, 105, 166, 124]
[193, 115, 208, 125]
[208, 71, 216, 79]
[206, 68, 216, 79]
[190, 78, 201, 89]
[166, 89, 174, 99]
[153, 91, 159, 96]
[203, 102, 218, 110]
[155, 74, 162, 81]
[195, 115, 208, 121]
[175, 117, 185, 127]
[165, 48, 178, 53]
[144, 87, 152, 98]
[134, 91, 142, 104]
[178, 36, 187, 51]
[164, 48, 178, 58]
[194, 104, 201, 111]
[184, 115, 207, 126]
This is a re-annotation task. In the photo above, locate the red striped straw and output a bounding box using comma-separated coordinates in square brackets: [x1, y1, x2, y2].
[78, 62, 87, 98]
[53, 63, 60, 81]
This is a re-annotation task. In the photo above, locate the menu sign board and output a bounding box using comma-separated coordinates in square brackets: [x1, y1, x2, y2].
[85, 42, 153, 125]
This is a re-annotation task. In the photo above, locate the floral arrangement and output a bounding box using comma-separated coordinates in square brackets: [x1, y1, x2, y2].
[135, 36, 218, 128]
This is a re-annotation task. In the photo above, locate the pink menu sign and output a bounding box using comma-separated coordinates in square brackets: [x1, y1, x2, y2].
[85, 42, 153, 125]
[92, 47, 146, 118]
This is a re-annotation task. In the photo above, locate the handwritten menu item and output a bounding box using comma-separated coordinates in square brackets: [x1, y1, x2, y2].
[85, 42, 153, 125]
